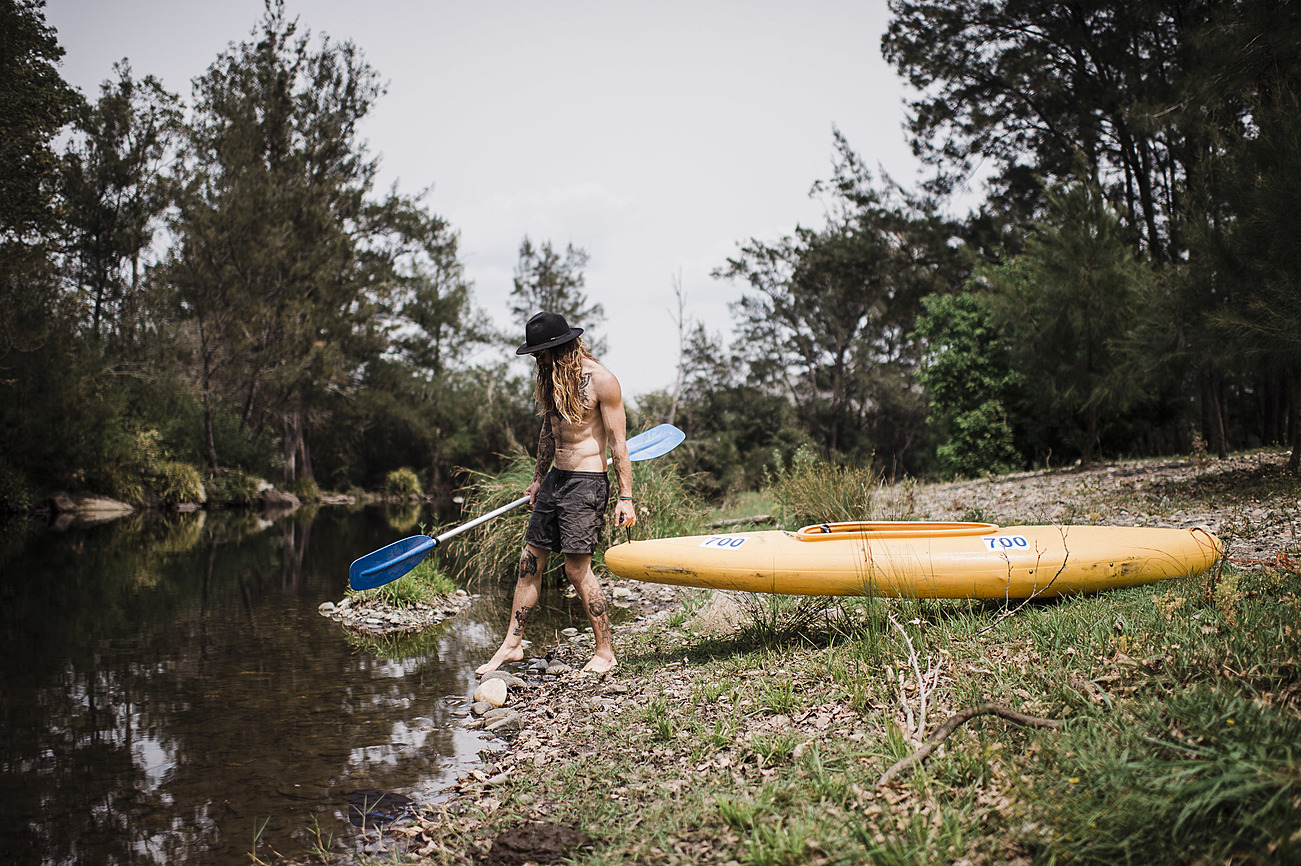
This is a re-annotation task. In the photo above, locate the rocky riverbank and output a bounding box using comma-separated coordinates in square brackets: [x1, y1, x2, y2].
[315, 449, 1299, 864]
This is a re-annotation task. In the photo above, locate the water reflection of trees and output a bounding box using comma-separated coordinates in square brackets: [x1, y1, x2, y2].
[0, 507, 485, 866]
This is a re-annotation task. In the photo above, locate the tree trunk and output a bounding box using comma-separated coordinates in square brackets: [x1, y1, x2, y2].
[1288, 368, 1300, 474]
[1080, 404, 1099, 466]
[1200, 368, 1228, 460]
[283, 410, 299, 483]
[299, 423, 314, 482]
[199, 319, 220, 471]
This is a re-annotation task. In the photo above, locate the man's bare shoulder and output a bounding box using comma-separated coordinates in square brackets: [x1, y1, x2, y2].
[582, 358, 622, 398]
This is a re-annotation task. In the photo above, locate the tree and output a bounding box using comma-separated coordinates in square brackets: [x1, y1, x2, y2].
[374, 193, 484, 379]
[986, 181, 1148, 465]
[166, 0, 388, 478]
[0, 0, 92, 490]
[1212, 83, 1301, 472]
[61, 61, 180, 354]
[0, 0, 83, 357]
[509, 237, 606, 355]
[716, 132, 966, 473]
[883, 0, 1301, 463]
[914, 290, 1022, 477]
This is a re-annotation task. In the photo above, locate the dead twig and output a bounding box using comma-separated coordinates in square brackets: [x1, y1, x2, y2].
[887, 614, 930, 743]
[877, 702, 1064, 788]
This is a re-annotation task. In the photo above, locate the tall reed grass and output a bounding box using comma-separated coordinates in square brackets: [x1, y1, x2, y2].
[771, 447, 910, 528]
[455, 449, 708, 583]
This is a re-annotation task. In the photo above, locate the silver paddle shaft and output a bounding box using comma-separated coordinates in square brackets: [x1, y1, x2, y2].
[433, 454, 617, 545]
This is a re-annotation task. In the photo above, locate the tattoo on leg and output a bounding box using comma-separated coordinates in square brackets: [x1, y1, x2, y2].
[511, 605, 532, 637]
[520, 551, 538, 577]
[587, 596, 608, 619]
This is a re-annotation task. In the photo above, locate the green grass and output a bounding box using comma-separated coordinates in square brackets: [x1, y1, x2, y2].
[456, 447, 710, 583]
[395, 559, 1300, 866]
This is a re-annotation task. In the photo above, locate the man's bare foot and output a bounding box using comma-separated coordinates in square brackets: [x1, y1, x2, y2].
[580, 652, 618, 674]
[476, 645, 525, 676]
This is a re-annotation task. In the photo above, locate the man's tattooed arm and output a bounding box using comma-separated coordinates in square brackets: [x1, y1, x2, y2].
[533, 414, 556, 484]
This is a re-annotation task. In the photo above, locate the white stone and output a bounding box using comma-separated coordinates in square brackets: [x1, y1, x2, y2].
[473, 677, 508, 707]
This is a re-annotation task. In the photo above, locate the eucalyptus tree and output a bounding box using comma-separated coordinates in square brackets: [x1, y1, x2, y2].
[509, 237, 606, 355]
[61, 61, 180, 354]
[166, 1, 388, 477]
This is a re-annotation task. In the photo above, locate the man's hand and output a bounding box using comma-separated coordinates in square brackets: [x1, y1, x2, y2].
[615, 498, 636, 527]
[526, 480, 542, 504]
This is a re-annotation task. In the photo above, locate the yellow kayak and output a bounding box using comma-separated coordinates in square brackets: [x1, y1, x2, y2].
[604, 522, 1222, 598]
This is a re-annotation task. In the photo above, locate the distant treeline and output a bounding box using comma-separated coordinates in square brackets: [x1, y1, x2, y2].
[2, 0, 1298, 514]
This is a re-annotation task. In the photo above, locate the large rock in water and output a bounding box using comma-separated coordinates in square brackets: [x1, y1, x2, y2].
[255, 481, 300, 510]
[46, 492, 135, 528]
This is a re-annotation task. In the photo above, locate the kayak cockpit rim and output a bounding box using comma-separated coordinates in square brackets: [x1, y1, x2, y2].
[795, 521, 1000, 540]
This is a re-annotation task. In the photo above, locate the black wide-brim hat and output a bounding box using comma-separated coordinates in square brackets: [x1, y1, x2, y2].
[517, 311, 583, 355]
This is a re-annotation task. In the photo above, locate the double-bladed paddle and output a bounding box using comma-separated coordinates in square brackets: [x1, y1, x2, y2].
[348, 423, 685, 591]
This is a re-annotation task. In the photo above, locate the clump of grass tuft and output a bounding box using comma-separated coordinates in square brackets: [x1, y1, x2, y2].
[351, 555, 456, 608]
[384, 467, 423, 500]
[770, 448, 907, 528]
[735, 594, 839, 650]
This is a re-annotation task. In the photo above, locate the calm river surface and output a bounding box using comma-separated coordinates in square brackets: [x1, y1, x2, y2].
[0, 504, 546, 865]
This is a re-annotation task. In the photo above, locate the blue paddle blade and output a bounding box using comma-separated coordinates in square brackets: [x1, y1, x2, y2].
[628, 423, 685, 462]
[349, 534, 437, 591]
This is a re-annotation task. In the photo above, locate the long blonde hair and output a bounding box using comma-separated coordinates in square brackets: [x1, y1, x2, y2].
[534, 338, 594, 423]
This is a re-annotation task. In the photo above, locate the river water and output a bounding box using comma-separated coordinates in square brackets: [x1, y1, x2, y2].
[0, 504, 554, 865]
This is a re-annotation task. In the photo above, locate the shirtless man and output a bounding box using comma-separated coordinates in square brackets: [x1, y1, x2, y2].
[476, 311, 635, 676]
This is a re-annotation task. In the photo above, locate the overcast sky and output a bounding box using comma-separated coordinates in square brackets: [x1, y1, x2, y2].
[45, 0, 932, 401]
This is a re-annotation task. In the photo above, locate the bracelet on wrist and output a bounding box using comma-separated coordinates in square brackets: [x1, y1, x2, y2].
[619, 496, 633, 501]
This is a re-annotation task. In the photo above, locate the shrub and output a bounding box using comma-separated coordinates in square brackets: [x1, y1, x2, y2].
[149, 461, 206, 508]
[771, 448, 899, 528]
[206, 469, 261, 508]
[0, 458, 33, 513]
[93, 427, 164, 505]
[290, 476, 321, 503]
[384, 467, 423, 500]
